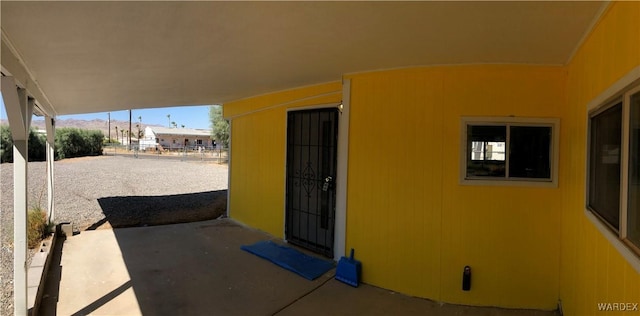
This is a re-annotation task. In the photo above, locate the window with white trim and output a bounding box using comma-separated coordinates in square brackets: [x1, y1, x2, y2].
[461, 117, 559, 186]
[588, 83, 640, 255]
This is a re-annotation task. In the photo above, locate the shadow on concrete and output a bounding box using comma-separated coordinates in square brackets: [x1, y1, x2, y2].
[70, 281, 132, 316]
[39, 219, 561, 316]
[56, 219, 333, 315]
[116, 221, 335, 315]
[87, 190, 227, 229]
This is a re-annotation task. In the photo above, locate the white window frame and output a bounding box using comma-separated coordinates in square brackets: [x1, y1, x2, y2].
[460, 116, 560, 187]
[584, 66, 640, 273]
[587, 80, 640, 259]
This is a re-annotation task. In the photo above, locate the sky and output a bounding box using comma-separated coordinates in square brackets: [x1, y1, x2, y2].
[0, 96, 213, 130]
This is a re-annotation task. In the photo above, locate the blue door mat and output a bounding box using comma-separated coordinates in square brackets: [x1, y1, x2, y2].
[241, 240, 334, 280]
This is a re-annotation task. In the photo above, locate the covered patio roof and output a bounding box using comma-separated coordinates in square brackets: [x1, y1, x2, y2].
[0, 2, 609, 315]
[1, 1, 606, 117]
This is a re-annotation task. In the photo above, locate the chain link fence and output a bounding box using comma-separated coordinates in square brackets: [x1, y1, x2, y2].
[103, 143, 228, 163]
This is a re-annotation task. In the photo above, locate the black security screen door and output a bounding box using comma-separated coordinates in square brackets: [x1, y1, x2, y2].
[286, 108, 339, 257]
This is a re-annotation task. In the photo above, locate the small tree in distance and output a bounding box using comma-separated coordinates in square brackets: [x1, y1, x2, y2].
[209, 105, 229, 148]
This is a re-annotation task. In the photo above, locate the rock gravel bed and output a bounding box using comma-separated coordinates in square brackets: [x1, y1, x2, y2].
[0, 156, 228, 316]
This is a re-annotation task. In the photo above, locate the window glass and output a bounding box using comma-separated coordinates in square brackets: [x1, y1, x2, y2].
[465, 123, 553, 181]
[467, 125, 506, 177]
[589, 103, 622, 230]
[471, 141, 486, 160]
[509, 126, 551, 179]
[470, 141, 505, 161]
[628, 92, 640, 247]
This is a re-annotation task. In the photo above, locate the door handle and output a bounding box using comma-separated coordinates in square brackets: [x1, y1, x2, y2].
[322, 176, 333, 191]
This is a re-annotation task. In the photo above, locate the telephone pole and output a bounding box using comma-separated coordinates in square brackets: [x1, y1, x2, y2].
[108, 113, 111, 143]
[128, 110, 132, 151]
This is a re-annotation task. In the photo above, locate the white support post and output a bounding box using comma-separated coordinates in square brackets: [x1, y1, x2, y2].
[2, 76, 34, 316]
[13, 139, 28, 316]
[226, 119, 231, 218]
[17, 97, 33, 316]
[334, 79, 351, 260]
[45, 116, 55, 225]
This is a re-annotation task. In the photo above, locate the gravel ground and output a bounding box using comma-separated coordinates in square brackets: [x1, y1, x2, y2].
[0, 155, 228, 316]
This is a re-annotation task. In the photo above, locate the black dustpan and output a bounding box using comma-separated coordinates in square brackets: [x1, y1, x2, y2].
[335, 248, 362, 287]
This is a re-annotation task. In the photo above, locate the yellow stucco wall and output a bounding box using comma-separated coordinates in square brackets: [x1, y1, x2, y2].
[345, 65, 566, 310]
[224, 82, 342, 237]
[560, 2, 640, 315]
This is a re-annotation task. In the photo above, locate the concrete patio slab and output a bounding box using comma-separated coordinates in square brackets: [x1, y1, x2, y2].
[279, 278, 560, 316]
[40, 219, 333, 315]
[39, 219, 560, 316]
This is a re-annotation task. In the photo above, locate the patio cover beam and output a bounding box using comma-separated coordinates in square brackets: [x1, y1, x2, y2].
[1, 30, 57, 118]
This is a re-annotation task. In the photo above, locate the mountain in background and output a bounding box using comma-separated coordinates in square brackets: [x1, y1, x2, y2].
[0, 118, 167, 139]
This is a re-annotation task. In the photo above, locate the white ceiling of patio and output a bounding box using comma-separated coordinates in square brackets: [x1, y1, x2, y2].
[1, 1, 606, 116]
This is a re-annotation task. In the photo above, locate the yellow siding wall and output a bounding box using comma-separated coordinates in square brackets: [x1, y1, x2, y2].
[561, 2, 640, 315]
[345, 65, 565, 309]
[224, 82, 342, 237]
[222, 3, 640, 312]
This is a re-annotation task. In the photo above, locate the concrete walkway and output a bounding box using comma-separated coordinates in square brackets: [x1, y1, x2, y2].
[40, 219, 559, 316]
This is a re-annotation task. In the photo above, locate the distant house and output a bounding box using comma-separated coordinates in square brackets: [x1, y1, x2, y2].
[139, 126, 213, 151]
[118, 136, 138, 147]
